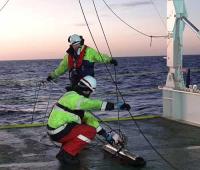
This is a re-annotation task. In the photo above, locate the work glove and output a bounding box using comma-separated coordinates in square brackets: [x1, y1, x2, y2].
[105, 133, 114, 145]
[115, 102, 131, 111]
[46, 75, 53, 82]
[110, 59, 118, 66]
[105, 132, 123, 145]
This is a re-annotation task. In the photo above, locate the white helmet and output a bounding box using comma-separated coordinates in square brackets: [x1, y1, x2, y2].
[79, 76, 96, 92]
[68, 34, 83, 45]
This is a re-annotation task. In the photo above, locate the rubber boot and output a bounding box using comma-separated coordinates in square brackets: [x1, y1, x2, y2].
[56, 149, 80, 165]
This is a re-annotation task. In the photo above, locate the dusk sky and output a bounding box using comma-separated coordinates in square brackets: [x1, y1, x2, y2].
[0, 0, 199, 61]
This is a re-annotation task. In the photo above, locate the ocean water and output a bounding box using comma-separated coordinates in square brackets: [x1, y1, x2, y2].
[0, 55, 200, 125]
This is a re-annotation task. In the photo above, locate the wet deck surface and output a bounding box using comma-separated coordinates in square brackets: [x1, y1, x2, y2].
[0, 117, 200, 170]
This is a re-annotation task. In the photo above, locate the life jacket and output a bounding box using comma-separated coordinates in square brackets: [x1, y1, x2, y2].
[67, 45, 95, 86]
[68, 45, 87, 71]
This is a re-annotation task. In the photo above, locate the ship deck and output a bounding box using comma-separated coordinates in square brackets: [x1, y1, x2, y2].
[0, 117, 200, 170]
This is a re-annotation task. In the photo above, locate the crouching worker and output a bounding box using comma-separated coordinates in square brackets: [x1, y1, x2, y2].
[47, 75, 131, 165]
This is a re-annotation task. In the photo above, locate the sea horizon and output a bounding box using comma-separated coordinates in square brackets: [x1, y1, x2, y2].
[0, 54, 200, 62]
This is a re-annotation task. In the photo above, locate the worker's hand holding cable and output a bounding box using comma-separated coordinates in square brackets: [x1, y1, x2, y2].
[115, 102, 131, 111]
[110, 59, 118, 66]
[105, 132, 123, 145]
[98, 129, 123, 145]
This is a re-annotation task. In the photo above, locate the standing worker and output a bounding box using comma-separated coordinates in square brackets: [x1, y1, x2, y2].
[47, 34, 118, 89]
[47, 76, 130, 165]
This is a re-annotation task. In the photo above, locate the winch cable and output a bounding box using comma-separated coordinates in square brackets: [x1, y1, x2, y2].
[79, 0, 126, 143]
[92, 1, 177, 165]
[79, 1, 178, 169]
[80, 0, 134, 151]
[92, 0, 122, 138]
[95, 1, 179, 169]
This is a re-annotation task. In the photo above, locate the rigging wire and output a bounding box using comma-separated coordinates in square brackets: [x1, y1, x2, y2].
[102, 0, 167, 39]
[0, 0, 10, 13]
[31, 81, 53, 124]
[79, 0, 178, 169]
[42, 83, 53, 124]
[31, 81, 42, 124]
[150, 0, 167, 30]
[31, 80, 62, 123]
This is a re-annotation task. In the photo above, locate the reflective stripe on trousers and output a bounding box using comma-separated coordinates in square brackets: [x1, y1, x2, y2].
[58, 124, 96, 156]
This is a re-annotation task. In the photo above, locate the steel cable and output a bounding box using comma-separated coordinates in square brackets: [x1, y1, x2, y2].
[79, 0, 179, 169]
[0, 0, 10, 13]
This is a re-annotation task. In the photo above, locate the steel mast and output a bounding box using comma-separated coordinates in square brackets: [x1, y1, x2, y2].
[166, 0, 187, 89]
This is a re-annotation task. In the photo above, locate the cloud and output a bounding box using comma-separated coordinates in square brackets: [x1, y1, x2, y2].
[111, 1, 152, 8]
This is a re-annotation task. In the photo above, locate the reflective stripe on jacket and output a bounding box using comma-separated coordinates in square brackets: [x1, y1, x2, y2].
[47, 91, 107, 130]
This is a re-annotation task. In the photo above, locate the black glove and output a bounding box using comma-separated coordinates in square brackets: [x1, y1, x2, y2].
[110, 59, 118, 66]
[116, 102, 131, 111]
[46, 75, 53, 82]
[120, 103, 131, 111]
